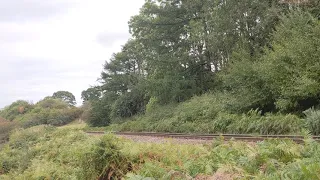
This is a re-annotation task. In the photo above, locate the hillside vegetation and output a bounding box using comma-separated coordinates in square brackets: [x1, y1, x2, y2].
[0, 91, 83, 146]
[0, 98, 82, 128]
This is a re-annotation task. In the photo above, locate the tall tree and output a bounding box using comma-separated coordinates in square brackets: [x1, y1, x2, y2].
[128, 0, 289, 103]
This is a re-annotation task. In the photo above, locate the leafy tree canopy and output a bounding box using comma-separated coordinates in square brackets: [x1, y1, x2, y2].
[52, 91, 76, 106]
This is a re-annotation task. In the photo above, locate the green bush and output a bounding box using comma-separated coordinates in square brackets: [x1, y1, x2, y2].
[111, 88, 147, 119]
[87, 98, 112, 127]
[174, 94, 221, 122]
[304, 108, 320, 135]
[81, 135, 133, 179]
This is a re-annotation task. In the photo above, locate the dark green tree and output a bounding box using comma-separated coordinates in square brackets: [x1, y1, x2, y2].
[128, 0, 289, 103]
[258, 10, 320, 113]
[86, 97, 112, 127]
[81, 86, 101, 102]
[220, 10, 320, 114]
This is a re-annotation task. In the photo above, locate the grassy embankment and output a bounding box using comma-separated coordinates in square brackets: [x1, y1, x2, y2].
[1, 125, 320, 179]
[86, 94, 320, 136]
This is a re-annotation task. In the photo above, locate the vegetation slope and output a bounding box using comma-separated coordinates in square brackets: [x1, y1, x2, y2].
[1, 126, 320, 179]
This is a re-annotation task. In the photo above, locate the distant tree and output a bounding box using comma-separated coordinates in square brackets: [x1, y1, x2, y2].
[81, 87, 101, 102]
[52, 91, 76, 106]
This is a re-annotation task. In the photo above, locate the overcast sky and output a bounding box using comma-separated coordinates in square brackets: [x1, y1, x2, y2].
[0, 0, 145, 108]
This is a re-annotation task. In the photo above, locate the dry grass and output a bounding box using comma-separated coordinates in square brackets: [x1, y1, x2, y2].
[57, 119, 87, 129]
[0, 117, 18, 146]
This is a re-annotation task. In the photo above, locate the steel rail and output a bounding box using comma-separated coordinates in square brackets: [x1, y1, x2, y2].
[85, 131, 320, 142]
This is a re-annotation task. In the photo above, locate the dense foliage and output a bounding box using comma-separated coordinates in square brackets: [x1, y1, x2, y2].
[81, 0, 320, 131]
[106, 94, 320, 135]
[222, 10, 320, 114]
[1, 126, 320, 179]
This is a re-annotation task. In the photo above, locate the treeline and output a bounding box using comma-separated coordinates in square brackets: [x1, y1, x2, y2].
[82, 0, 320, 129]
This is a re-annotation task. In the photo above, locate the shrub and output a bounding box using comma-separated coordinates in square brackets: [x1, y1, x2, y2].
[304, 108, 320, 135]
[174, 94, 221, 122]
[64, 107, 83, 122]
[87, 98, 111, 127]
[81, 135, 133, 179]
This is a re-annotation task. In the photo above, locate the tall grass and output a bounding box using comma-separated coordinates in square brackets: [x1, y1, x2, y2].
[0, 126, 132, 179]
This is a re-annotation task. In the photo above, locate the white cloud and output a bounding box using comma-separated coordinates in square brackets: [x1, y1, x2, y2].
[0, 0, 145, 108]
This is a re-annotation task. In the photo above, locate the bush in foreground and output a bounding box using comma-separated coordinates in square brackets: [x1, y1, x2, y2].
[0, 126, 132, 179]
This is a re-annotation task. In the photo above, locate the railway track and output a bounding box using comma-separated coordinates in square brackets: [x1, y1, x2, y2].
[86, 131, 320, 143]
